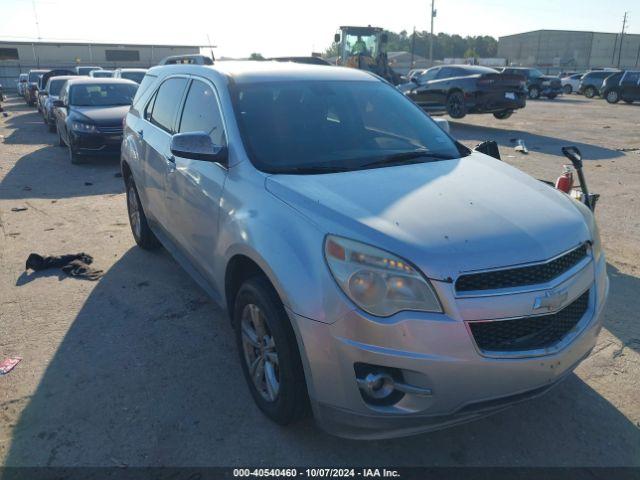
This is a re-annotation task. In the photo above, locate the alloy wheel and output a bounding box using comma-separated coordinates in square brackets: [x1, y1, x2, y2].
[241, 303, 280, 402]
[127, 183, 142, 240]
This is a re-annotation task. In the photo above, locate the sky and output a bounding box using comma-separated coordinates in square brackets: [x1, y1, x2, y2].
[0, 0, 637, 58]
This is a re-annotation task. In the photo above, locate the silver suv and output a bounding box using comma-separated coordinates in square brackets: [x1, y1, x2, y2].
[121, 62, 609, 439]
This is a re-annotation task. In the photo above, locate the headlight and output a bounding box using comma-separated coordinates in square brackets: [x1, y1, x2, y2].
[324, 235, 442, 317]
[72, 121, 96, 132]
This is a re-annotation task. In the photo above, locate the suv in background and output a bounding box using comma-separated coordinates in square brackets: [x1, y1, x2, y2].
[499, 67, 562, 99]
[75, 66, 102, 76]
[601, 70, 640, 104]
[561, 73, 583, 94]
[24, 69, 49, 106]
[578, 70, 618, 98]
[113, 68, 147, 84]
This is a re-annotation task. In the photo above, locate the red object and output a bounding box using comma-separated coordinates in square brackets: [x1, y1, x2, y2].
[555, 166, 573, 193]
[0, 357, 21, 375]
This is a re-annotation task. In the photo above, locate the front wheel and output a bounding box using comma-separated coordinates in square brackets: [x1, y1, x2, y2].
[563, 84, 572, 94]
[493, 110, 513, 120]
[605, 90, 620, 104]
[125, 175, 160, 249]
[57, 128, 65, 147]
[446, 91, 466, 119]
[528, 86, 540, 100]
[234, 276, 308, 425]
[584, 86, 596, 98]
[68, 145, 84, 165]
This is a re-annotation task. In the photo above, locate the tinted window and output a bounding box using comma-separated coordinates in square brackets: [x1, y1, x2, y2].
[120, 71, 146, 83]
[69, 83, 138, 106]
[417, 68, 439, 82]
[178, 80, 226, 145]
[92, 71, 113, 78]
[47, 79, 67, 96]
[28, 72, 44, 83]
[147, 78, 188, 132]
[233, 80, 463, 173]
[622, 71, 640, 84]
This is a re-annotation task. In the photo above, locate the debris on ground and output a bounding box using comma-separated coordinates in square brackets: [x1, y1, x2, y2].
[10, 207, 27, 212]
[514, 139, 529, 154]
[0, 357, 21, 375]
[25, 252, 103, 281]
[616, 147, 640, 152]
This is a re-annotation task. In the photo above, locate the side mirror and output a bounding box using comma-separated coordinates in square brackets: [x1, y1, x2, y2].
[334, 33, 340, 43]
[170, 132, 227, 164]
[561, 146, 582, 169]
[52, 99, 65, 108]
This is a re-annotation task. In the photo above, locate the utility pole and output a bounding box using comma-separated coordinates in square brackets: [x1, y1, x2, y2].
[429, 0, 436, 66]
[410, 27, 416, 68]
[617, 11, 628, 68]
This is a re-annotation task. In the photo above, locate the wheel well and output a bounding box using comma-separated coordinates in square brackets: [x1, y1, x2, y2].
[225, 255, 271, 318]
[447, 88, 463, 99]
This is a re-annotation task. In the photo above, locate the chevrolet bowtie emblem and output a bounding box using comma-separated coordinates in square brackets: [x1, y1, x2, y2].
[533, 289, 569, 312]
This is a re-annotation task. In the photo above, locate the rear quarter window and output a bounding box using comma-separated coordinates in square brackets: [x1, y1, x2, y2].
[131, 74, 157, 115]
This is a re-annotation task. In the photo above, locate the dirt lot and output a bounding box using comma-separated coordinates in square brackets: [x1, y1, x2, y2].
[0, 94, 639, 467]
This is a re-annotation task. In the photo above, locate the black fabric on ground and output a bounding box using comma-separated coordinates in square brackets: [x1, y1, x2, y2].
[25, 253, 103, 281]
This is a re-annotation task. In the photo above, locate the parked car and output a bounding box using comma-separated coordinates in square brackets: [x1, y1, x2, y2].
[113, 68, 147, 84]
[37, 69, 75, 114]
[498, 67, 562, 100]
[17, 73, 28, 96]
[53, 78, 138, 164]
[90, 70, 114, 78]
[121, 61, 608, 439]
[41, 75, 76, 132]
[399, 65, 526, 119]
[601, 70, 640, 104]
[406, 68, 427, 81]
[75, 66, 102, 76]
[24, 69, 49, 106]
[561, 73, 583, 94]
[578, 70, 618, 98]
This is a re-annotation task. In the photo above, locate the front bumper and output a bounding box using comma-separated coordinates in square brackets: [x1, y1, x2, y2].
[70, 131, 123, 156]
[291, 252, 609, 439]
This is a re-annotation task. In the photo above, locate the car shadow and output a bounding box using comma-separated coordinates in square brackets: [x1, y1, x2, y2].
[1, 106, 53, 146]
[602, 263, 640, 354]
[450, 122, 623, 161]
[4, 249, 639, 466]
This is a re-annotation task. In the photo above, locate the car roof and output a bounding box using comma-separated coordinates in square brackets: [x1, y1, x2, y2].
[65, 78, 139, 86]
[148, 60, 379, 84]
[47, 75, 76, 83]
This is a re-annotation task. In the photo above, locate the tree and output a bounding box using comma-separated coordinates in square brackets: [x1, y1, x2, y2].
[249, 53, 265, 60]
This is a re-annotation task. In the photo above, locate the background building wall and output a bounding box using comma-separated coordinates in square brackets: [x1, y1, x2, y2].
[0, 41, 200, 91]
[498, 30, 640, 73]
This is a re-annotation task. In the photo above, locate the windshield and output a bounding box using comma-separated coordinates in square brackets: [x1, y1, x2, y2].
[47, 79, 66, 96]
[28, 72, 44, 83]
[529, 69, 544, 78]
[232, 80, 465, 174]
[92, 71, 113, 78]
[120, 71, 146, 83]
[69, 83, 138, 106]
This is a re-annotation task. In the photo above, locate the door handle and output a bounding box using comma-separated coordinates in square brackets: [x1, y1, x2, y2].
[165, 153, 176, 172]
[137, 129, 144, 139]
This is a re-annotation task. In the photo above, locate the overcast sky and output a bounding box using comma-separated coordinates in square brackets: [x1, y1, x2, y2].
[1, 0, 637, 58]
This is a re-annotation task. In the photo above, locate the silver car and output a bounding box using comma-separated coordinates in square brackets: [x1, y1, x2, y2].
[121, 62, 609, 439]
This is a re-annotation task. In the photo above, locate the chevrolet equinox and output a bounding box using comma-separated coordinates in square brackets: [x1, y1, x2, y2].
[121, 62, 609, 439]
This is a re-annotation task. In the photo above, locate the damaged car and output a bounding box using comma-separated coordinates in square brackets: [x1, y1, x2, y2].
[399, 65, 526, 119]
[121, 61, 608, 439]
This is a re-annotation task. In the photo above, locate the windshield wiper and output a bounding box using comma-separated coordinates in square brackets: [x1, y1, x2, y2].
[360, 149, 454, 169]
[275, 165, 352, 175]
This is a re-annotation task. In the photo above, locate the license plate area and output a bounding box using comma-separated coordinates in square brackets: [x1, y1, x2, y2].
[505, 92, 516, 100]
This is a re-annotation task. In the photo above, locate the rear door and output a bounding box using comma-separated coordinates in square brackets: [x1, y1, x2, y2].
[166, 76, 228, 281]
[139, 76, 189, 231]
[621, 71, 640, 100]
[410, 67, 441, 110]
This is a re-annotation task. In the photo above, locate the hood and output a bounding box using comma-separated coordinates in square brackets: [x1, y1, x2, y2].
[72, 105, 130, 126]
[265, 153, 590, 280]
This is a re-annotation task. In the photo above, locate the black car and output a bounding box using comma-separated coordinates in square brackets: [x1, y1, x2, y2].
[601, 70, 640, 104]
[24, 69, 49, 106]
[53, 78, 138, 164]
[578, 70, 619, 98]
[499, 67, 562, 100]
[400, 65, 526, 119]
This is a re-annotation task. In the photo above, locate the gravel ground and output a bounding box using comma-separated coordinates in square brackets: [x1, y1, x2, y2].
[0, 94, 638, 467]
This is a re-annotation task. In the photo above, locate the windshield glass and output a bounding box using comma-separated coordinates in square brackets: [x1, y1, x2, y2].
[121, 71, 146, 83]
[28, 72, 44, 83]
[47, 79, 66, 96]
[233, 80, 465, 174]
[69, 83, 138, 106]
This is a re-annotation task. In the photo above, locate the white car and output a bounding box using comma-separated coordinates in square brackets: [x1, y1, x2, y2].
[562, 73, 583, 94]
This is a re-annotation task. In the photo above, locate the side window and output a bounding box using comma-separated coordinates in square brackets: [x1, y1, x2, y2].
[178, 79, 226, 145]
[418, 68, 439, 83]
[144, 91, 157, 121]
[147, 77, 188, 133]
[437, 67, 456, 79]
[622, 71, 640, 85]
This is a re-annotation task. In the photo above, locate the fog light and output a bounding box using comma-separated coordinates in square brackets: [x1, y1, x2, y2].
[358, 372, 396, 399]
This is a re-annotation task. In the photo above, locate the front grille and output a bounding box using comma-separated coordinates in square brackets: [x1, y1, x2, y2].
[456, 244, 588, 292]
[469, 290, 589, 352]
[97, 126, 123, 134]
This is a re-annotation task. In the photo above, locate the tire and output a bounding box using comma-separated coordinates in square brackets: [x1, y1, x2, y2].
[57, 128, 65, 147]
[624, 99, 634, 104]
[563, 84, 572, 94]
[68, 145, 84, 165]
[493, 110, 513, 120]
[446, 91, 466, 119]
[234, 276, 309, 425]
[528, 86, 540, 100]
[125, 175, 160, 250]
[48, 123, 56, 133]
[605, 90, 620, 104]
[584, 86, 596, 98]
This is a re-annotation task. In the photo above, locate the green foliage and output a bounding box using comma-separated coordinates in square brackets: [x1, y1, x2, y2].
[249, 52, 265, 60]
